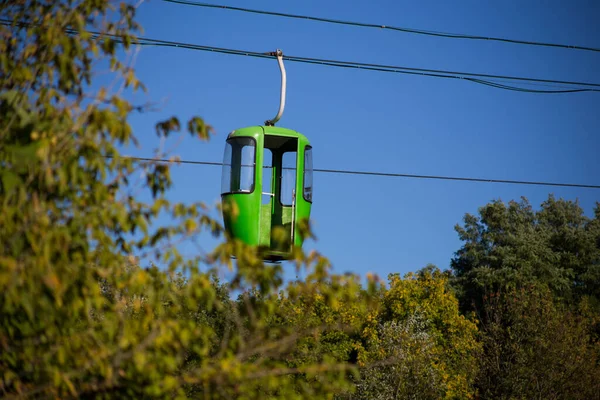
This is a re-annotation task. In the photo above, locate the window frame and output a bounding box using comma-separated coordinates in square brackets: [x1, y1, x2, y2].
[279, 150, 297, 207]
[221, 136, 257, 195]
[303, 145, 313, 203]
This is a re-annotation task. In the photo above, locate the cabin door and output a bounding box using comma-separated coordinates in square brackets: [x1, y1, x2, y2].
[259, 137, 298, 253]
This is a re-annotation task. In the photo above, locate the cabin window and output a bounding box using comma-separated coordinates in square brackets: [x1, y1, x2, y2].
[262, 148, 273, 205]
[303, 146, 313, 202]
[221, 137, 256, 194]
[280, 151, 297, 206]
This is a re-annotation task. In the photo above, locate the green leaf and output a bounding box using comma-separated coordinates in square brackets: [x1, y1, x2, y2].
[1, 170, 22, 193]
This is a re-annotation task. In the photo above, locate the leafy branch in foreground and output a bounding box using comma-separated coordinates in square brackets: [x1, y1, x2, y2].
[0, 1, 382, 398]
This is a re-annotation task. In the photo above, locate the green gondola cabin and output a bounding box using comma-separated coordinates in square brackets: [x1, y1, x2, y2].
[221, 126, 313, 261]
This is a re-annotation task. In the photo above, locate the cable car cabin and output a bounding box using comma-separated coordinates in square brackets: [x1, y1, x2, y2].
[221, 126, 313, 261]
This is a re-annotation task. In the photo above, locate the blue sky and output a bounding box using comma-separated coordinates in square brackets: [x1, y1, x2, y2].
[123, 0, 600, 281]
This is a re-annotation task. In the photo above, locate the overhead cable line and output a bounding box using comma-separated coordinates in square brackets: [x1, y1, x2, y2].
[161, 0, 600, 54]
[102, 34, 600, 93]
[2, 19, 598, 93]
[120, 156, 600, 190]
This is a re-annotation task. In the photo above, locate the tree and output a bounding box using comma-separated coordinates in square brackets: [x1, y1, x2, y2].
[451, 196, 600, 312]
[451, 196, 600, 399]
[348, 266, 481, 400]
[0, 1, 372, 398]
[477, 285, 600, 400]
[263, 266, 481, 400]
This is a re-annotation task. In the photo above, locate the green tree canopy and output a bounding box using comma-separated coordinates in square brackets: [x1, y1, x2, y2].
[348, 267, 481, 400]
[0, 1, 375, 398]
[451, 196, 600, 312]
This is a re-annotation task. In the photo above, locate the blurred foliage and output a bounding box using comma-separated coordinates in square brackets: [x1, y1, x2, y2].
[0, 1, 368, 398]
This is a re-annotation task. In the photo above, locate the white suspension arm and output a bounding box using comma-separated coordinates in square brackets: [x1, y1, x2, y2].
[265, 49, 286, 126]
